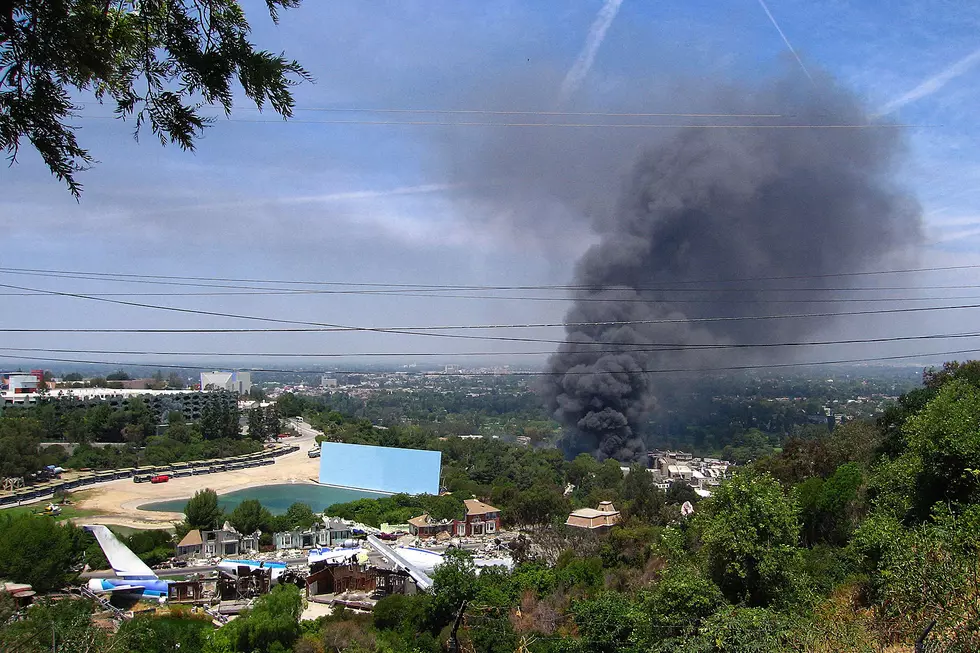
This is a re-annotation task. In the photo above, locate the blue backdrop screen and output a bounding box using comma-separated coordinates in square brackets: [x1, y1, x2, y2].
[318, 442, 441, 495]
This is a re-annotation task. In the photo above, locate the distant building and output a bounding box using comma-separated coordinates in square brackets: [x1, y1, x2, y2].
[407, 499, 503, 538]
[320, 376, 338, 388]
[177, 523, 259, 558]
[407, 514, 453, 538]
[200, 370, 252, 395]
[3, 388, 235, 421]
[566, 501, 621, 531]
[456, 499, 501, 536]
[176, 529, 204, 557]
[274, 518, 352, 550]
[1, 372, 41, 394]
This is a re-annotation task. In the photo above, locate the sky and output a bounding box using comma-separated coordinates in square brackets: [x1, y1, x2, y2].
[2, 0, 980, 371]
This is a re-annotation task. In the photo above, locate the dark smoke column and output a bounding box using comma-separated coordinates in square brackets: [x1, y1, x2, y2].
[544, 79, 921, 462]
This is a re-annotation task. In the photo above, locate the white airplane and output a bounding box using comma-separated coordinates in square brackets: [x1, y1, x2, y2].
[217, 558, 289, 584]
[84, 525, 292, 601]
[84, 525, 171, 602]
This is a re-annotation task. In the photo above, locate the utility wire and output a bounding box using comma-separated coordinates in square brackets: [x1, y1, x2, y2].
[5, 290, 978, 304]
[2, 282, 980, 347]
[1, 347, 977, 375]
[1, 331, 977, 358]
[3, 263, 978, 290]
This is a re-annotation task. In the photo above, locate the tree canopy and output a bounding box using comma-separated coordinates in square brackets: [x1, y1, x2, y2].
[227, 498, 272, 536]
[0, 0, 308, 196]
[0, 513, 84, 592]
[184, 488, 222, 531]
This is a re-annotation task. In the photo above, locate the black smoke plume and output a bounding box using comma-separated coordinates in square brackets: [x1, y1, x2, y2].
[542, 78, 921, 461]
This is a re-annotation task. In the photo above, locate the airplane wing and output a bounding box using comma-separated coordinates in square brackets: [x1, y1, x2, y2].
[365, 535, 434, 591]
[83, 525, 158, 581]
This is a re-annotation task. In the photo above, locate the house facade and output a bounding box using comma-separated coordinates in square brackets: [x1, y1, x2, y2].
[176, 523, 259, 558]
[407, 514, 453, 538]
[274, 517, 352, 551]
[566, 501, 621, 531]
[455, 499, 501, 537]
[406, 499, 503, 538]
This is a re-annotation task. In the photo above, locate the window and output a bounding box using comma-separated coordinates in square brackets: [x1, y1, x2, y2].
[487, 521, 495, 533]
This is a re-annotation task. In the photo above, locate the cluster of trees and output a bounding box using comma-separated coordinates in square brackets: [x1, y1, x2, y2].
[0, 587, 299, 653]
[0, 395, 262, 479]
[56, 369, 187, 390]
[180, 489, 322, 545]
[247, 405, 284, 441]
[279, 382, 558, 442]
[326, 493, 467, 528]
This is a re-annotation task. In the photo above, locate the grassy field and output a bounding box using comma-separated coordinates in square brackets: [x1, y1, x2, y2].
[0, 503, 100, 521]
[0, 489, 101, 521]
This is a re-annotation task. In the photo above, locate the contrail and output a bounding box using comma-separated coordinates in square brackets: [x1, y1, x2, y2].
[878, 47, 980, 115]
[756, 0, 812, 81]
[559, 0, 625, 104]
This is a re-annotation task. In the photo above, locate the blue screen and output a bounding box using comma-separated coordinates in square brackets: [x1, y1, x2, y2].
[319, 442, 442, 495]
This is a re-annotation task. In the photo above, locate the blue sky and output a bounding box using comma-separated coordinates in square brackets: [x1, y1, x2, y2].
[1, 0, 979, 368]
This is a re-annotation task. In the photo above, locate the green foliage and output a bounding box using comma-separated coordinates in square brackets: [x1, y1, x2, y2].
[570, 592, 639, 653]
[326, 492, 464, 528]
[228, 499, 273, 535]
[0, 597, 110, 652]
[0, 513, 84, 592]
[372, 593, 438, 638]
[431, 548, 479, 621]
[184, 488, 223, 531]
[0, 0, 308, 197]
[205, 584, 303, 653]
[693, 606, 792, 653]
[637, 566, 725, 642]
[902, 379, 980, 516]
[855, 505, 980, 650]
[116, 613, 214, 653]
[0, 399, 260, 475]
[200, 394, 241, 441]
[795, 462, 864, 545]
[694, 472, 801, 606]
[283, 502, 318, 530]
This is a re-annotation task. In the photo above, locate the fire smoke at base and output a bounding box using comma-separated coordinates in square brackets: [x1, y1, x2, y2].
[542, 78, 922, 462]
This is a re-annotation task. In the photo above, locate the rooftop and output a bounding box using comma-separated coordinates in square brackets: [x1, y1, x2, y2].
[463, 499, 500, 516]
[177, 529, 203, 547]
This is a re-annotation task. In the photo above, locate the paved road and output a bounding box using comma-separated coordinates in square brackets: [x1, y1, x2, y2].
[285, 418, 323, 442]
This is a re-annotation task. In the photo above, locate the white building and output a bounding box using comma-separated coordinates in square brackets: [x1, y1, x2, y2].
[200, 371, 251, 394]
[320, 376, 338, 388]
[2, 373, 40, 394]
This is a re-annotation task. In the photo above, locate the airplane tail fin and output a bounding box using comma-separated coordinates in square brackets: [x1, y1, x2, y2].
[83, 525, 158, 580]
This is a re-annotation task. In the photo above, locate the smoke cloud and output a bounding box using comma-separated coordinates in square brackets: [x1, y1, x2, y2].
[539, 77, 922, 461]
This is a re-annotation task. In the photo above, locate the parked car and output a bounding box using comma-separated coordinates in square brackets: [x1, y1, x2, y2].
[149, 474, 170, 484]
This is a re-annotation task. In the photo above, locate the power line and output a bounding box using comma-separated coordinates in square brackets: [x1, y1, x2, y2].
[2, 263, 977, 291]
[0, 265, 980, 292]
[3, 301, 980, 343]
[0, 347, 976, 375]
[7, 288, 980, 304]
[1, 331, 977, 358]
